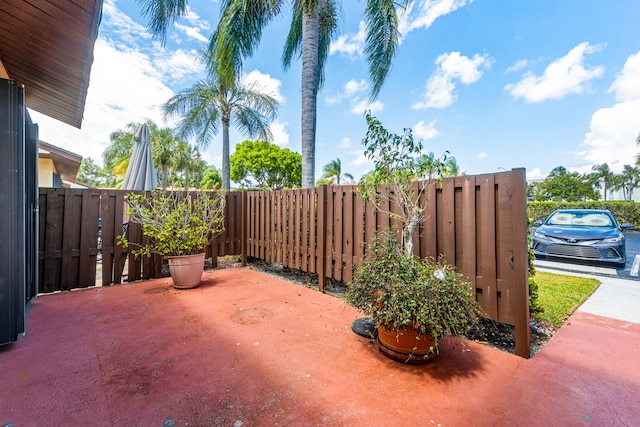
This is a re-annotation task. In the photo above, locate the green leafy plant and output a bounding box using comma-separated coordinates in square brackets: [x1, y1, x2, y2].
[359, 112, 448, 255]
[347, 115, 480, 354]
[346, 230, 480, 342]
[118, 190, 226, 258]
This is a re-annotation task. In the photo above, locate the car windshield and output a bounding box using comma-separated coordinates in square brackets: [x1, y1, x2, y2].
[546, 212, 613, 228]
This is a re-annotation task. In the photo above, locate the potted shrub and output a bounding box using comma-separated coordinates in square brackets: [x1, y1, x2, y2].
[346, 230, 480, 363]
[118, 190, 226, 289]
[346, 113, 480, 363]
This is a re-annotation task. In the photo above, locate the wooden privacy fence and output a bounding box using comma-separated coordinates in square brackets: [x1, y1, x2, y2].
[245, 169, 530, 357]
[38, 189, 242, 293]
[38, 168, 529, 357]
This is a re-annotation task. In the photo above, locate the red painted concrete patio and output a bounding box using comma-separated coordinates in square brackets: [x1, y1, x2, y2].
[1, 267, 639, 426]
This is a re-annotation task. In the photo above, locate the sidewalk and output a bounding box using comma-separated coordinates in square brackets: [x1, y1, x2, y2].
[536, 264, 640, 323]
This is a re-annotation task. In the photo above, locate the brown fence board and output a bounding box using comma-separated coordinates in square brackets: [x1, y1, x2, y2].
[440, 178, 456, 263]
[342, 185, 355, 283]
[460, 176, 477, 292]
[78, 190, 99, 287]
[475, 174, 498, 319]
[422, 181, 437, 259]
[39, 170, 530, 357]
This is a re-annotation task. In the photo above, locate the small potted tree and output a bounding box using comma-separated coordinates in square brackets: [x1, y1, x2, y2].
[119, 190, 226, 289]
[346, 113, 480, 363]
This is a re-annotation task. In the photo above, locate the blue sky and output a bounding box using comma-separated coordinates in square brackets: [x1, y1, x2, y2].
[31, 0, 640, 183]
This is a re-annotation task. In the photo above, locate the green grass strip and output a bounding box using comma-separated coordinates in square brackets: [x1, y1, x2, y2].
[533, 271, 600, 327]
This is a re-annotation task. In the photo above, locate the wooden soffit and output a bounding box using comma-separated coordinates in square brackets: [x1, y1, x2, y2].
[0, 0, 103, 128]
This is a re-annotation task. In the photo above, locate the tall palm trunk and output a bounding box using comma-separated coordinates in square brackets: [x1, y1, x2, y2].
[161, 164, 168, 189]
[221, 114, 231, 190]
[300, 7, 320, 188]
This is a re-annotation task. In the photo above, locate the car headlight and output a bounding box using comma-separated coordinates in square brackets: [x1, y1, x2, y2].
[533, 230, 548, 240]
[601, 236, 623, 244]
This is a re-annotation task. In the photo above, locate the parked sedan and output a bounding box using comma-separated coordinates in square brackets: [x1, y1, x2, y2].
[532, 209, 633, 267]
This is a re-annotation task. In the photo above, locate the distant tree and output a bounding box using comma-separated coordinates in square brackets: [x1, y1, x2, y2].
[103, 122, 140, 178]
[183, 147, 208, 189]
[591, 163, 613, 201]
[76, 158, 117, 188]
[538, 166, 597, 201]
[527, 181, 543, 201]
[230, 140, 302, 189]
[320, 158, 353, 185]
[151, 126, 181, 189]
[163, 69, 279, 190]
[418, 151, 452, 179]
[137, 0, 409, 188]
[613, 164, 640, 201]
[200, 167, 223, 190]
[440, 155, 464, 177]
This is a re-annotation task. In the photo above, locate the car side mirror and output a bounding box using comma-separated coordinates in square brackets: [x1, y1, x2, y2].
[620, 223, 633, 231]
[533, 220, 543, 226]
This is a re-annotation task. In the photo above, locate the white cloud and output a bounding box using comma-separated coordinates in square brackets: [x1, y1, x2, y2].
[153, 48, 205, 81]
[101, 0, 151, 45]
[579, 99, 640, 173]
[608, 51, 640, 102]
[339, 137, 352, 149]
[330, 0, 472, 56]
[578, 50, 640, 173]
[345, 79, 368, 97]
[33, 38, 176, 164]
[325, 79, 367, 105]
[350, 150, 374, 167]
[398, 0, 473, 41]
[242, 69, 285, 103]
[505, 42, 605, 103]
[169, 5, 211, 44]
[506, 59, 528, 73]
[183, 5, 211, 31]
[329, 21, 366, 58]
[412, 51, 493, 109]
[413, 120, 439, 140]
[350, 97, 384, 115]
[476, 152, 488, 159]
[526, 167, 545, 181]
[173, 22, 209, 43]
[269, 120, 290, 147]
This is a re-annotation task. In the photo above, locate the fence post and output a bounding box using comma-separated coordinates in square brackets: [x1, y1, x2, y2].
[511, 168, 531, 358]
[317, 185, 327, 292]
[241, 190, 247, 266]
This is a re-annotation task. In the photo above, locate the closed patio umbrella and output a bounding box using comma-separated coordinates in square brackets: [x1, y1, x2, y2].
[121, 124, 158, 190]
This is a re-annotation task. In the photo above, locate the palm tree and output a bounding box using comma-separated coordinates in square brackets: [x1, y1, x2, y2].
[138, 0, 409, 188]
[320, 158, 353, 185]
[102, 121, 140, 178]
[150, 125, 181, 189]
[591, 163, 613, 201]
[619, 164, 640, 201]
[163, 73, 279, 190]
[440, 156, 464, 178]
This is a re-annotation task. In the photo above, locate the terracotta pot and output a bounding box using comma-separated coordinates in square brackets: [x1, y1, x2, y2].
[167, 253, 205, 289]
[377, 324, 438, 364]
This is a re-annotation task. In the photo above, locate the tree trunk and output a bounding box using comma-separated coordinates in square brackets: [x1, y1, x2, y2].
[300, 8, 319, 188]
[222, 117, 230, 190]
[161, 164, 168, 189]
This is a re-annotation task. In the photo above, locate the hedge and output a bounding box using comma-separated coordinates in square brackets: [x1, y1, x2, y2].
[527, 201, 640, 228]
